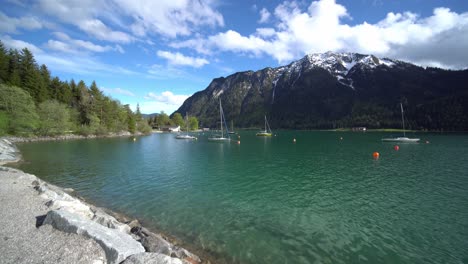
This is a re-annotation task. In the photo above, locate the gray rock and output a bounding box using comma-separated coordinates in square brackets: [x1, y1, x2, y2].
[140, 232, 173, 255]
[171, 246, 201, 263]
[122, 252, 184, 264]
[0, 139, 20, 165]
[92, 208, 131, 234]
[44, 209, 145, 264]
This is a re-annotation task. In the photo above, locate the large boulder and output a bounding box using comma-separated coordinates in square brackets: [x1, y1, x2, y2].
[91, 208, 131, 234]
[122, 252, 184, 264]
[0, 138, 20, 165]
[44, 209, 145, 264]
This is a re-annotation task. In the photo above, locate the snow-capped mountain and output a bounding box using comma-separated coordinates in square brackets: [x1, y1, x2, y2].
[176, 52, 468, 130]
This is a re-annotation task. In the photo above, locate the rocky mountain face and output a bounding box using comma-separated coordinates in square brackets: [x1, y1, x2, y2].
[175, 52, 468, 130]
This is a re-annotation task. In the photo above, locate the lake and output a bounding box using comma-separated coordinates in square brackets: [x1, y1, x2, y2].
[16, 131, 468, 264]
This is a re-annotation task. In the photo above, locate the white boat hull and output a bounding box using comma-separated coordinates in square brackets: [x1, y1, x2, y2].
[382, 137, 420, 142]
[175, 135, 197, 140]
[208, 137, 231, 142]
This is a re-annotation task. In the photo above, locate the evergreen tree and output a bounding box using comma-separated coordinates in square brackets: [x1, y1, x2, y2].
[125, 104, 136, 133]
[7, 49, 21, 87]
[135, 103, 142, 122]
[39, 64, 51, 100]
[0, 41, 9, 83]
[19, 48, 47, 102]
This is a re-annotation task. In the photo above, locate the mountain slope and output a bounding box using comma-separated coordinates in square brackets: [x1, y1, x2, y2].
[176, 52, 468, 131]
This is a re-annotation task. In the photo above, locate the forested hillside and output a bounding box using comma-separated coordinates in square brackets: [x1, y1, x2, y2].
[176, 52, 468, 131]
[0, 41, 151, 136]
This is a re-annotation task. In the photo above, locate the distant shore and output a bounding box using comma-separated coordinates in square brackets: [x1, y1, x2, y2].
[0, 137, 208, 264]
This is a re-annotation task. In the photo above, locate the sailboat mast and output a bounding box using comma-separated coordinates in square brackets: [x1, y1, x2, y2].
[400, 103, 406, 137]
[219, 100, 223, 136]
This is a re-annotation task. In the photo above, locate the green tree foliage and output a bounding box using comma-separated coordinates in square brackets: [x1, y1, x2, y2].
[0, 40, 145, 136]
[188, 116, 199, 131]
[0, 84, 39, 135]
[7, 49, 21, 87]
[37, 100, 71, 136]
[171, 112, 184, 129]
[0, 111, 8, 135]
[19, 48, 48, 103]
[157, 111, 172, 127]
[125, 104, 136, 134]
[0, 42, 9, 83]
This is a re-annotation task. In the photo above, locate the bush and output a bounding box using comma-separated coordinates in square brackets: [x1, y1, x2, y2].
[0, 111, 9, 136]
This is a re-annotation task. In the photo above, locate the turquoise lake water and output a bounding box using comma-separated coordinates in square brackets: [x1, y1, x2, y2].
[16, 131, 468, 264]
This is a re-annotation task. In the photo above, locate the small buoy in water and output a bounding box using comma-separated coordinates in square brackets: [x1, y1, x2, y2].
[293, 138, 296, 143]
[238, 135, 240, 139]
[373, 152, 380, 159]
[340, 137, 343, 140]
[133, 137, 136, 141]
[426, 140, 430, 144]
[394, 145, 399, 151]
[237, 140, 241, 144]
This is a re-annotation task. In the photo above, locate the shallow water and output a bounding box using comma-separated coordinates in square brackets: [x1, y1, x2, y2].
[17, 131, 468, 264]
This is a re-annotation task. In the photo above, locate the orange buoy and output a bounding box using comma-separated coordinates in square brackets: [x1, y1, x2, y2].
[394, 145, 399, 151]
[373, 152, 380, 159]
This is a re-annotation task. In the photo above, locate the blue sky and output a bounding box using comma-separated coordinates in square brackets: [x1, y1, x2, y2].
[1, 0, 467, 114]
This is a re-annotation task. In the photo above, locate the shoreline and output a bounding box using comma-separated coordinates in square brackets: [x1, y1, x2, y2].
[0, 137, 214, 264]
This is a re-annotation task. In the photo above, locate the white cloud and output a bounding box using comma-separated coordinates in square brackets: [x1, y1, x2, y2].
[116, 0, 224, 38]
[46, 32, 123, 54]
[0, 34, 138, 76]
[132, 101, 178, 115]
[78, 19, 133, 43]
[141, 91, 190, 113]
[101, 87, 135, 97]
[174, 0, 468, 69]
[114, 44, 124, 54]
[258, 8, 271, 23]
[156, 50, 209, 68]
[1, 35, 43, 54]
[38, 0, 133, 43]
[0, 11, 43, 33]
[145, 91, 189, 106]
[147, 64, 187, 79]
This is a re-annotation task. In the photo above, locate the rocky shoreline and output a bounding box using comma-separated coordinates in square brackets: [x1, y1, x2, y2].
[0, 138, 205, 264]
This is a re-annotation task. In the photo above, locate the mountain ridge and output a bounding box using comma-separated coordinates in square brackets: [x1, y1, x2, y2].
[175, 52, 468, 131]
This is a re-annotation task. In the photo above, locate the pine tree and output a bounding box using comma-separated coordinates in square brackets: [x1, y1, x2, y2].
[39, 64, 51, 101]
[0, 41, 9, 83]
[7, 49, 21, 87]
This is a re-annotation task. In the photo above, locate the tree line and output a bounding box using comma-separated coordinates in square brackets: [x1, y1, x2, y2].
[147, 112, 199, 131]
[0, 41, 152, 136]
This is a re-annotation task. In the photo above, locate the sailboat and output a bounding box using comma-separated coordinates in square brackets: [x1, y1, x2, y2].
[256, 115, 273, 137]
[175, 113, 197, 140]
[208, 100, 231, 142]
[382, 103, 420, 143]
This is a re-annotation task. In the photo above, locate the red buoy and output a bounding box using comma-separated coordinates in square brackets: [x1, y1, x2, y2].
[373, 152, 380, 159]
[394, 145, 399, 151]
